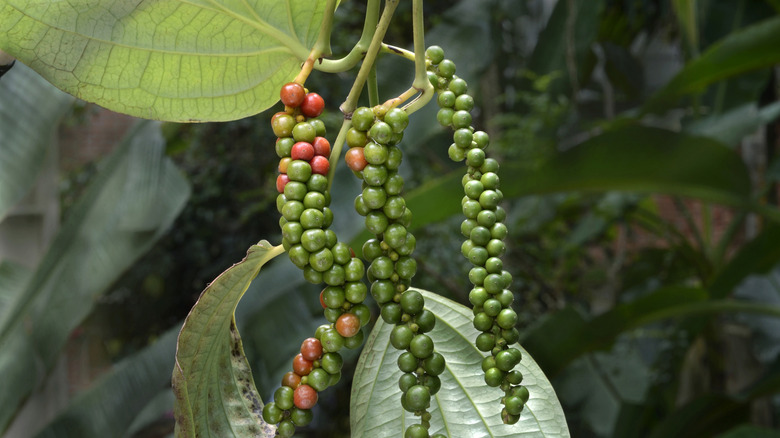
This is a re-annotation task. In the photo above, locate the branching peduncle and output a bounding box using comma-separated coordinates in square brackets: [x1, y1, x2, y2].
[316, 0, 381, 73]
[340, 0, 400, 116]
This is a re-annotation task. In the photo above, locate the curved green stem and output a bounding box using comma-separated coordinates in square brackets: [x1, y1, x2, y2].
[316, 0, 381, 73]
[403, 0, 434, 114]
[340, 0, 400, 116]
[327, 120, 353, 190]
[312, 0, 338, 58]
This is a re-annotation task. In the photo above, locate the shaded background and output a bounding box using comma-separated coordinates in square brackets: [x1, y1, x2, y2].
[2, 0, 780, 437]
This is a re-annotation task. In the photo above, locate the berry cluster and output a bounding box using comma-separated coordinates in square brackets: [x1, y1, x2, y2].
[264, 82, 371, 436]
[425, 46, 529, 424]
[345, 106, 446, 438]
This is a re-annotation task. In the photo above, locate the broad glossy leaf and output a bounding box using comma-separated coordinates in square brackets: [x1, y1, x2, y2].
[35, 326, 178, 438]
[0, 120, 190, 433]
[0, 63, 72, 220]
[173, 242, 283, 438]
[501, 126, 751, 206]
[644, 15, 780, 113]
[351, 289, 569, 438]
[0, 1, 328, 121]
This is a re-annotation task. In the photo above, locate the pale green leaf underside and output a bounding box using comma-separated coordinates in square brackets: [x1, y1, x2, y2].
[173, 242, 283, 437]
[351, 289, 570, 438]
[0, 0, 327, 122]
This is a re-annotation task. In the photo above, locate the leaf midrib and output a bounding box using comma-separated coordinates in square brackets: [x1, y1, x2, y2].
[424, 291, 551, 436]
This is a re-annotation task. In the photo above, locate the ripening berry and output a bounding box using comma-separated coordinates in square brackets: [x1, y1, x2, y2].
[345, 147, 368, 172]
[312, 136, 331, 157]
[335, 313, 361, 338]
[301, 93, 325, 117]
[292, 353, 313, 376]
[276, 174, 290, 193]
[293, 384, 318, 409]
[280, 82, 306, 107]
[300, 337, 323, 361]
[291, 142, 315, 161]
[281, 371, 302, 389]
[310, 155, 330, 175]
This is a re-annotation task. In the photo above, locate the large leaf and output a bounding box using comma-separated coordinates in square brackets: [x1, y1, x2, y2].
[0, 63, 72, 220]
[172, 241, 283, 438]
[0, 120, 190, 433]
[522, 286, 780, 377]
[0, 1, 328, 122]
[351, 289, 570, 438]
[644, 15, 780, 113]
[34, 326, 179, 438]
[501, 126, 751, 206]
[684, 101, 780, 147]
[527, 0, 605, 96]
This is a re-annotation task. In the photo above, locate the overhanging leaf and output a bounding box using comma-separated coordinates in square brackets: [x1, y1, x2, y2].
[172, 241, 283, 438]
[0, 63, 72, 220]
[351, 289, 570, 437]
[644, 15, 780, 113]
[0, 120, 190, 434]
[0, 1, 328, 121]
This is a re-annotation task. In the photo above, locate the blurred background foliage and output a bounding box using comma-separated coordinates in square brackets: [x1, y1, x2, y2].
[3, 0, 780, 437]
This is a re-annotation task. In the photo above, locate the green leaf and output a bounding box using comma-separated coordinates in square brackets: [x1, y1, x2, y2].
[34, 326, 178, 438]
[503, 126, 752, 206]
[684, 101, 780, 147]
[527, 0, 605, 95]
[351, 289, 570, 437]
[522, 286, 780, 377]
[173, 241, 283, 438]
[709, 224, 780, 299]
[0, 63, 72, 220]
[717, 425, 780, 438]
[0, 261, 30, 326]
[671, 0, 699, 53]
[0, 1, 327, 122]
[0, 120, 190, 433]
[644, 15, 780, 113]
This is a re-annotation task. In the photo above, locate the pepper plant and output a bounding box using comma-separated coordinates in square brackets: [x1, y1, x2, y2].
[0, 1, 570, 437]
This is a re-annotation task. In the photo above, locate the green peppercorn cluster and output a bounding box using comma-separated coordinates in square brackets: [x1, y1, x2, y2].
[344, 106, 446, 438]
[425, 46, 530, 424]
[264, 84, 372, 437]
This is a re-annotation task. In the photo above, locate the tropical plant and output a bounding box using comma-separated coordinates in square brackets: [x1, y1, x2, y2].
[2, 0, 780, 437]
